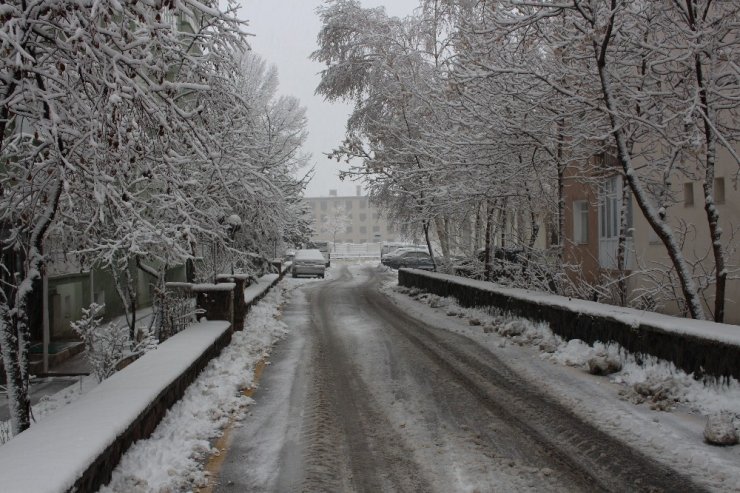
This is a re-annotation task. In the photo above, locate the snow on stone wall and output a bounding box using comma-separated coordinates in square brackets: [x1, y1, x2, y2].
[398, 269, 740, 380]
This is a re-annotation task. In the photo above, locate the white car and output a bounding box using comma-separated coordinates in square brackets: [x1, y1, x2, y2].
[292, 249, 327, 278]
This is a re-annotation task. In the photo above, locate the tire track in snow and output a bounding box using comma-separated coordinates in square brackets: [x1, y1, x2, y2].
[297, 265, 432, 492]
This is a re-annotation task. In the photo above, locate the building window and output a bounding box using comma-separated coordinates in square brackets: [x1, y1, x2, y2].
[372, 225, 380, 233]
[372, 212, 379, 220]
[359, 213, 367, 222]
[346, 226, 353, 233]
[360, 200, 367, 209]
[599, 176, 633, 269]
[320, 201, 327, 211]
[346, 200, 353, 210]
[573, 200, 589, 245]
[715, 177, 725, 204]
[360, 226, 367, 234]
[684, 182, 694, 207]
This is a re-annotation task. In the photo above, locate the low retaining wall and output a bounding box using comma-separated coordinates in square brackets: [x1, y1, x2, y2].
[72, 325, 233, 492]
[244, 273, 282, 307]
[0, 322, 232, 493]
[399, 269, 740, 380]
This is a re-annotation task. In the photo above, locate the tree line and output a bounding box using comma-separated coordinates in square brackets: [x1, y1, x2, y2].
[314, 0, 738, 321]
[1, 1, 311, 436]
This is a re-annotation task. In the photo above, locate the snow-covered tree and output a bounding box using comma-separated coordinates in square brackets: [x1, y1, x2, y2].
[478, 0, 740, 319]
[0, 1, 254, 435]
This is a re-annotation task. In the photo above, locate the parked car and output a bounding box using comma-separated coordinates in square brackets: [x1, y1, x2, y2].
[380, 242, 417, 260]
[385, 250, 435, 270]
[292, 249, 326, 278]
[307, 241, 331, 267]
[381, 247, 428, 266]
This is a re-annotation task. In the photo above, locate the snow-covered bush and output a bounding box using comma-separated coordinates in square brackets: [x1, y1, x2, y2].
[71, 304, 129, 383]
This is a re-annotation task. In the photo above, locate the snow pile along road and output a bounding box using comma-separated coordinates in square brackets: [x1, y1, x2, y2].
[99, 284, 291, 493]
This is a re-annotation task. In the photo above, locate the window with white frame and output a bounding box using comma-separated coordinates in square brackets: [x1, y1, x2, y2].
[598, 176, 634, 269]
[573, 200, 589, 245]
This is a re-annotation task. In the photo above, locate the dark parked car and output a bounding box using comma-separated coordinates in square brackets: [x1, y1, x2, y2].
[385, 250, 435, 270]
[476, 246, 525, 263]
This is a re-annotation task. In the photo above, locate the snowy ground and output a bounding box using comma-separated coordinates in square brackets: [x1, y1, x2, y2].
[380, 269, 740, 491]
[4, 262, 739, 491]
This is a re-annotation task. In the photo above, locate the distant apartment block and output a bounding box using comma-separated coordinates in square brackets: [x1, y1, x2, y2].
[306, 187, 396, 244]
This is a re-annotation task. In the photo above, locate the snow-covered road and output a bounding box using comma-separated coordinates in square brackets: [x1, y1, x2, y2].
[212, 264, 722, 492]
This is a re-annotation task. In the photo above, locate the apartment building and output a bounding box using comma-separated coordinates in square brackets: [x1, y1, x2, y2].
[306, 187, 397, 244]
[563, 147, 740, 324]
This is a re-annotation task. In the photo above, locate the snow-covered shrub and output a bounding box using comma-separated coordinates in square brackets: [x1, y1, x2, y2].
[71, 304, 129, 383]
[153, 289, 197, 342]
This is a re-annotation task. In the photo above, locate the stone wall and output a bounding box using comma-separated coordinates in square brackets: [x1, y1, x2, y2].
[399, 269, 740, 380]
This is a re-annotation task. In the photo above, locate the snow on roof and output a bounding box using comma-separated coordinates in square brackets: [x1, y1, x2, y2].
[0, 321, 231, 493]
[402, 269, 740, 346]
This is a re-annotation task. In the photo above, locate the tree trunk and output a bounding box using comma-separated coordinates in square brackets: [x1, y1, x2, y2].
[423, 221, 436, 271]
[0, 179, 63, 434]
[684, 0, 726, 322]
[499, 196, 508, 249]
[556, 121, 566, 263]
[593, 28, 706, 319]
[0, 306, 31, 436]
[473, 201, 484, 255]
[616, 174, 629, 307]
[434, 216, 450, 271]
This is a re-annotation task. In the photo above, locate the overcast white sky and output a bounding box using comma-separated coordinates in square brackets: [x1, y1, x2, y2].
[237, 0, 418, 198]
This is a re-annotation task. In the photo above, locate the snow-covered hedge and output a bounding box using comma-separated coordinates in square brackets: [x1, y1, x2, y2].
[399, 269, 740, 380]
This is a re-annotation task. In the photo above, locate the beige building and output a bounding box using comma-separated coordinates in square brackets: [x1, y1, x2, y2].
[564, 146, 740, 325]
[306, 188, 397, 244]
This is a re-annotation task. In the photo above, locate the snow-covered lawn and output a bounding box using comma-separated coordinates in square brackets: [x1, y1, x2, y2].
[379, 272, 740, 491]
